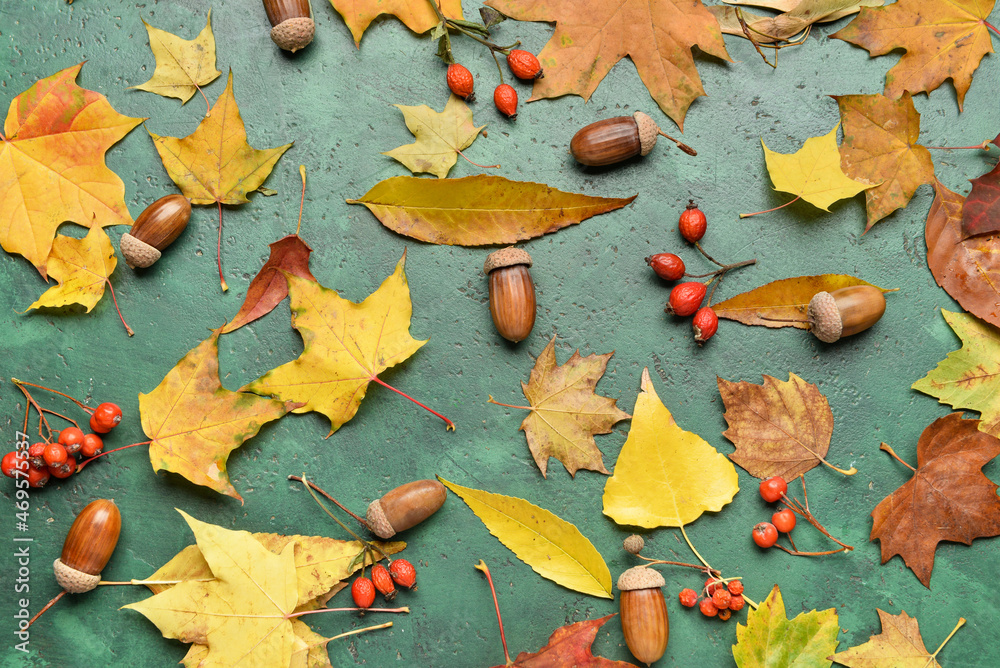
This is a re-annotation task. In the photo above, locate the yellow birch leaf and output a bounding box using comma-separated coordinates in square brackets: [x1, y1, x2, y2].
[733, 585, 840, 667]
[383, 95, 485, 178]
[439, 477, 613, 598]
[131, 11, 221, 105]
[762, 124, 873, 211]
[27, 225, 117, 313]
[603, 368, 738, 528]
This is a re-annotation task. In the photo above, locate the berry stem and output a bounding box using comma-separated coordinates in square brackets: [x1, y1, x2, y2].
[475, 560, 513, 667]
[14, 383, 56, 440]
[287, 474, 372, 530]
[77, 441, 151, 471]
[26, 590, 65, 628]
[694, 242, 725, 267]
[489, 49, 506, 85]
[370, 376, 455, 430]
[928, 617, 966, 664]
[487, 395, 533, 411]
[684, 258, 756, 279]
[773, 544, 850, 557]
[40, 407, 80, 430]
[285, 606, 410, 619]
[780, 484, 854, 551]
[104, 278, 134, 336]
[707, 274, 724, 307]
[879, 441, 916, 472]
[11, 378, 91, 412]
[217, 201, 228, 292]
[739, 195, 801, 219]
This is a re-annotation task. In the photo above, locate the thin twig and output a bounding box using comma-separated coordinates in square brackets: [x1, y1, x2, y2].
[288, 475, 371, 529]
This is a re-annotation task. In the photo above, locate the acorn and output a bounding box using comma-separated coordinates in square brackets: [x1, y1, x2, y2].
[119, 194, 191, 269]
[366, 480, 447, 539]
[618, 566, 669, 666]
[570, 112, 697, 167]
[263, 0, 314, 52]
[54, 499, 121, 594]
[484, 247, 536, 343]
[807, 285, 886, 343]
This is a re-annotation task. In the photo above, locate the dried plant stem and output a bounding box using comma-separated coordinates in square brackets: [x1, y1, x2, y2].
[288, 475, 371, 529]
[636, 554, 720, 574]
[475, 560, 513, 667]
[740, 196, 801, 219]
[456, 147, 500, 170]
[296, 473, 391, 563]
[779, 479, 854, 551]
[880, 442, 916, 472]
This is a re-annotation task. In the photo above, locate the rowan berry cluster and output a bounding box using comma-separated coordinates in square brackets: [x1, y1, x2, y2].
[351, 558, 418, 610]
[751, 475, 854, 556]
[678, 576, 747, 621]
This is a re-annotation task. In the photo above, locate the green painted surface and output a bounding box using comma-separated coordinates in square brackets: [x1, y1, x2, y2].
[1, 1, 998, 666]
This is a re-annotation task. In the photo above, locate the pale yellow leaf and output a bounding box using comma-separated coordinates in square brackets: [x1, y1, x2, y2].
[27, 225, 116, 312]
[131, 11, 221, 104]
[384, 95, 485, 178]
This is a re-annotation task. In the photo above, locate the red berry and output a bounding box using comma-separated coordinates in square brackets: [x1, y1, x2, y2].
[371, 563, 396, 601]
[507, 49, 543, 80]
[718, 608, 732, 621]
[729, 594, 746, 612]
[712, 587, 732, 610]
[727, 580, 744, 596]
[772, 508, 797, 533]
[666, 282, 706, 316]
[389, 558, 417, 589]
[752, 522, 779, 548]
[447, 63, 475, 101]
[2, 451, 22, 478]
[28, 443, 47, 470]
[58, 427, 85, 455]
[351, 576, 376, 609]
[678, 200, 707, 243]
[80, 433, 104, 458]
[704, 576, 722, 596]
[678, 588, 698, 607]
[693, 306, 719, 343]
[494, 84, 518, 119]
[699, 597, 718, 617]
[759, 476, 788, 503]
[90, 402, 122, 433]
[48, 456, 77, 479]
[27, 467, 49, 488]
[646, 253, 685, 281]
[43, 443, 67, 468]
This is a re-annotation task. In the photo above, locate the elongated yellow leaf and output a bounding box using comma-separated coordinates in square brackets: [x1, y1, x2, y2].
[131, 11, 221, 104]
[603, 368, 739, 528]
[347, 175, 635, 246]
[27, 225, 116, 313]
[439, 477, 612, 598]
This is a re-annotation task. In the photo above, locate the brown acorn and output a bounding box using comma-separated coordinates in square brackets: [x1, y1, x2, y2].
[807, 285, 886, 343]
[484, 247, 536, 343]
[119, 194, 191, 269]
[54, 499, 121, 594]
[263, 0, 314, 52]
[618, 566, 669, 666]
[570, 112, 696, 167]
[366, 480, 447, 539]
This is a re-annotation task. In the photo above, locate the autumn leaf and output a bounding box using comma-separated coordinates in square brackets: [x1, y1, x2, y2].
[492, 615, 637, 668]
[733, 585, 840, 667]
[140, 330, 296, 500]
[485, 0, 730, 128]
[131, 10, 221, 112]
[712, 274, 888, 329]
[603, 368, 738, 528]
[180, 621, 333, 668]
[348, 175, 635, 246]
[245, 252, 453, 434]
[440, 477, 613, 598]
[871, 413, 1000, 588]
[829, 609, 965, 667]
[327, 0, 463, 46]
[710, 0, 882, 44]
[759, 124, 873, 212]
[384, 95, 486, 178]
[832, 0, 996, 111]
[718, 373, 855, 480]
[491, 337, 631, 478]
[912, 310, 1000, 440]
[962, 161, 1000, 238]
[0, 63, 142, 276]
[834, 92, 934, 230]
[924, 180, 1000, 327]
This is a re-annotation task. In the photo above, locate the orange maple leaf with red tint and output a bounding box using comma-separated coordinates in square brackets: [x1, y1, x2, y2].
[0, 63, 142, 276]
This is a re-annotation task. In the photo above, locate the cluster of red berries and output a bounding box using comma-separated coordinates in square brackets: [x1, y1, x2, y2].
[752, 476, 795, 548]
[446, 49, 542, 120]
[351, 558, 418, 610]
[678, 576, 746, 621]
[1, 402, 122, 488]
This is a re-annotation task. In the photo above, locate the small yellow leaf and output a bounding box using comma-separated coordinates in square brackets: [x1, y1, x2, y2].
[131, 11, 221, 104]
[762, 124, 873, 211]
[27, 225, 116, 313]
[439, 477, 613, 598]
[603, 368, 739, 528]
[384, 95, 485, 178]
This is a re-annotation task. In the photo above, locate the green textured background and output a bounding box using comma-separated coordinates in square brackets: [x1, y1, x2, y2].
[2, 1, 999, 666]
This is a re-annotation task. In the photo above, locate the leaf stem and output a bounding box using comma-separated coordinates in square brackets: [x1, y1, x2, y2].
[104, 278, 133, 336]
[984, 20, 1000, 38]
[927, 617, 966, 666]
[679, 524, 711, 571]
[217, 201, 228, 292]
[456, 147, 500, 170]
[475, 560, 512, 667]
[77, 441, 151, 471]
[287, 474, 371, 529]
[880, 442, 916, 472]
[297, 165, 306, 236]
[740, 196, 801, 219]
[924, 142, 991, 150]
[779, 481, 854, 551]
[371, 376, 455, 430]
[487, 395, 533, 411]
[98, 578, 213, 585]
[285, 606, 410, 619]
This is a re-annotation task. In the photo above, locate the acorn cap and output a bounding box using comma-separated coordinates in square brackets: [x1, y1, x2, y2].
[808, 291, 842, 343]
[484, 247, 532, 274]
[120, 233, 161, 269]
[617, 566, 665, 591]
[633, 112, 659, 156]
[271, 17, 315, 52]
[366, 498, 396, 539]
[53, 558, 101, 594]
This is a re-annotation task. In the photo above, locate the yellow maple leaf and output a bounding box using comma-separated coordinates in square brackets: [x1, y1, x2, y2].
[140, 330, 296, 500]
[383, 95, 485, 178]
[27, 225, 118, 315]
[327, 0, 463, 46]
[761, 124, 873, 212]
[245, 252, 450, 435]
[0, 63, 142, 276]
[828, 609, 965, 667]
[131, 10, 222, 112]
[181, 620, 333, 668]
[603, 368, 739, 528]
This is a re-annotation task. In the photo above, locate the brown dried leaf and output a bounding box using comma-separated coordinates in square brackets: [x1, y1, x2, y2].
[962, 161, 1000, 238]
[491, 615, 637, 667]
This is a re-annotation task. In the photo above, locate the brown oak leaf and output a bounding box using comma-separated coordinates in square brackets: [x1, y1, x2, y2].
[871, 413, 1000, 588]
[491, 615, 636, 668]
[961, 161, 1000, 239]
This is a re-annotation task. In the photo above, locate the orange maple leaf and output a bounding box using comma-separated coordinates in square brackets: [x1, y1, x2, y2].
[485, 0, 731, 129]
[0, 63, 142, 276]
[327, 0, 463, 46]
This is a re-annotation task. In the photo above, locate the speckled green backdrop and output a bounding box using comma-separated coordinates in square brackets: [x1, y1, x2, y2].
[2, 1, 999, 666]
